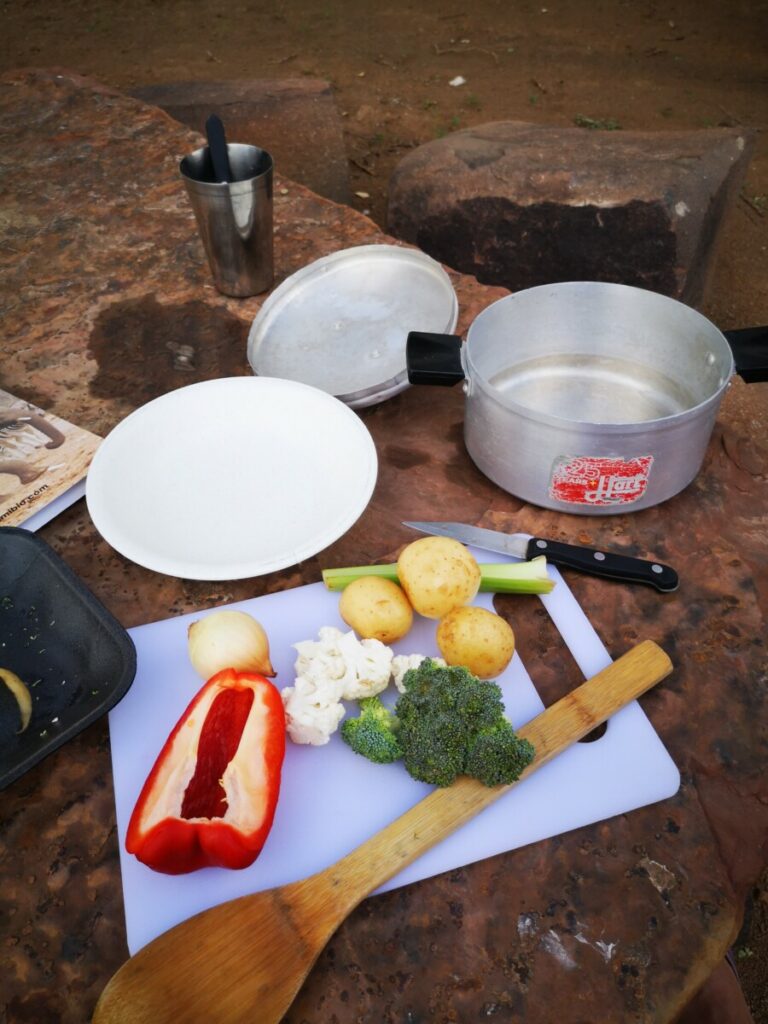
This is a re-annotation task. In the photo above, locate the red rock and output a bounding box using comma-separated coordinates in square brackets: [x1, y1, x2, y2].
[387, 121, 753, 306]
[130, 78, 350, 203]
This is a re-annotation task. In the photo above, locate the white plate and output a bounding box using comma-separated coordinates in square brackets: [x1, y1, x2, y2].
[247, 245, 459, 408]
[86, 377, 378, 580]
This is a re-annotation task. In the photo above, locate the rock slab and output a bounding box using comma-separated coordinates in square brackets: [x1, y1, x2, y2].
[131, 78, 350, 204]
[1, 70, 767, 1024]
[388, 121, 753, 305]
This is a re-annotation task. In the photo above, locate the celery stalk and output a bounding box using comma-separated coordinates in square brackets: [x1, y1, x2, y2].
[322, 555, 554, 594]
[322, 564, 400, 590]
[476, 556, 554, 594]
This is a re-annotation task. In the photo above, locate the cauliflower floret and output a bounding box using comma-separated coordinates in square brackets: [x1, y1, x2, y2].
[391, 654, 447, 693]
[334, 629, 392, 700]
[293, 626, 392, 702]
[283, 627, 394, 745]
[281, 674, 345, 746]
[293, 627, 349, 687]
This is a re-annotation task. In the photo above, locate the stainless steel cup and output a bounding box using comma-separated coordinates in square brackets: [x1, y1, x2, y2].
[180, 143, 273, 297]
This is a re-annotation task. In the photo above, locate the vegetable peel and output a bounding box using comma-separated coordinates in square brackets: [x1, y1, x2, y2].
[0, 667, 32, 733]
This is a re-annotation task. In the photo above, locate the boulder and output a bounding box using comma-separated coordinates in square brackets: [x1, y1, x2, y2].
[387, 122, 753, 305]
[130, 78, 350, 204]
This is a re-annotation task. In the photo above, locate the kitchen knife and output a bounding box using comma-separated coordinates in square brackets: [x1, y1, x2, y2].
[402, 520, 679, 592]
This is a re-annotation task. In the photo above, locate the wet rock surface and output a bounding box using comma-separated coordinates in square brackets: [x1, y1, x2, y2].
[388, 121, 753, 306]
[1, 70, 767, 1024]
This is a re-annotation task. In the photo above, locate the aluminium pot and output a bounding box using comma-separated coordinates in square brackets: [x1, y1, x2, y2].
[407, 281, 767, 515]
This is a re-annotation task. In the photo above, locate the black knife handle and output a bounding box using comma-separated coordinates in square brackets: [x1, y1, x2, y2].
[526, 537, 679, 592]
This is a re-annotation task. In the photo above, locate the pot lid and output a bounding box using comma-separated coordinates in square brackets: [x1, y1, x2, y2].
[247, 244, 459, 408]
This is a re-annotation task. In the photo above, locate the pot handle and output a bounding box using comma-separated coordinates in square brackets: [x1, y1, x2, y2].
[406, 332, 465, 386]
[724, 326, 768, 383]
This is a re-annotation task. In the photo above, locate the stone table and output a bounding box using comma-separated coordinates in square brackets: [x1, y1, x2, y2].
[1, 70, 766, 1024]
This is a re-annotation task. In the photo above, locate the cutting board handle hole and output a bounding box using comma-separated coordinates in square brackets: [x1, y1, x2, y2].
[578, 721, 609, 743]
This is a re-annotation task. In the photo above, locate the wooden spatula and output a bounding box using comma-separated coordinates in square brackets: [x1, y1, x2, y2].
[93, 639, 672, 1024]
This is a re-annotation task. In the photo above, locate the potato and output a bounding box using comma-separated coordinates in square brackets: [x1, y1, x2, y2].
[339, 576, 414, 644]
[396, 537, 481, 620]
[436, 606, 515, 679]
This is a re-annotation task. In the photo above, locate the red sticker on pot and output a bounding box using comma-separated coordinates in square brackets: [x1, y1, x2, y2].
[549, 455, 654, 506]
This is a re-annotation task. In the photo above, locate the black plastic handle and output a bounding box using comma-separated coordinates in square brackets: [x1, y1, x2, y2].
[205, 113, 232, 184]
[526, 537, 679, 592]
[406, 332, 465, 386]
[724, 326, 768, 384]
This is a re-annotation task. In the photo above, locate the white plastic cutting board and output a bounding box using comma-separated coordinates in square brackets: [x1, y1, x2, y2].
[109, 549, 680, 955]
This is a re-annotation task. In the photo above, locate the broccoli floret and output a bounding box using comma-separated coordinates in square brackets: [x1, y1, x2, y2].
[396, 660, 494, 786]
[341, 696, 402, 764]
[394, 658, 534, 788]
[465, 721, 535, 787]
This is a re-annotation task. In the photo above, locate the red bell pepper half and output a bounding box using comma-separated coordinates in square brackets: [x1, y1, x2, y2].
[126, 668, 286, 875]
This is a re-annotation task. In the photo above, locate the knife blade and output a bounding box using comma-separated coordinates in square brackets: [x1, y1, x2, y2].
[402, 521, 679, 592]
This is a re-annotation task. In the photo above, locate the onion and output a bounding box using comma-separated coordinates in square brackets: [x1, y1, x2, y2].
[187, 610, 275, 680]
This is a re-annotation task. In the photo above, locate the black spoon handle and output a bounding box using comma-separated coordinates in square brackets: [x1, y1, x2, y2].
[205, 114, 232, 183]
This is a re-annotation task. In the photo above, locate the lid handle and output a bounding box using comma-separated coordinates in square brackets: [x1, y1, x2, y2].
[406, 332, 465, 387]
